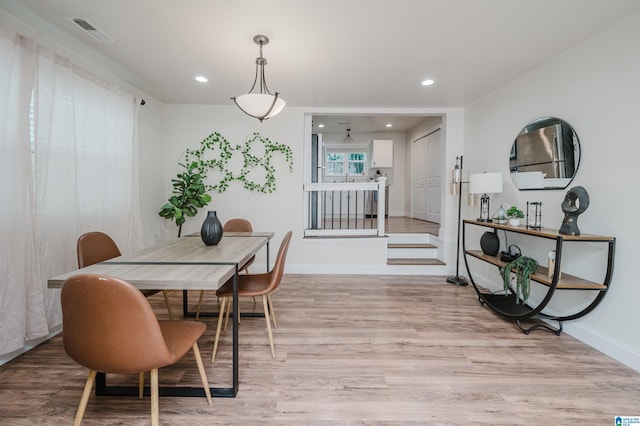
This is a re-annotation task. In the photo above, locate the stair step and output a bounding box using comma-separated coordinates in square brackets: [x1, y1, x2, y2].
[388, 243, 436, 249]
[387, 258, 446, 266]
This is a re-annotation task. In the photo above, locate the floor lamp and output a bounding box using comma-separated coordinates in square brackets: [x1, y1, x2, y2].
[447, 156, 468, 286]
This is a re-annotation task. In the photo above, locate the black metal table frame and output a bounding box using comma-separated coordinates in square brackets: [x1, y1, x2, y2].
[94, 237, 270, 399]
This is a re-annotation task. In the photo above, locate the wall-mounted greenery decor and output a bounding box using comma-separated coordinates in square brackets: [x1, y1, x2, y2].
[184, 132, 293, 194]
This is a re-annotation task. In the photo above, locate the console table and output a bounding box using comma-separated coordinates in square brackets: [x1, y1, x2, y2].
[462, 220, 615, 335]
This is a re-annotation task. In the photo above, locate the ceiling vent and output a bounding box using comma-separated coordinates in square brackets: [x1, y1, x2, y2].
[67, 17, 115, 43]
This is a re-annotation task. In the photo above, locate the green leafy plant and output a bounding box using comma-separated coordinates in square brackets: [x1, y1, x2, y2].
[184, 132, 293, 194]
[506, 206, 525, 219]
[158, 162, 212, 237]
[500, 256, 538, 304]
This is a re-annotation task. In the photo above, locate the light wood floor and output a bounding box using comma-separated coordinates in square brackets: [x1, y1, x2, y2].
[320, 216, 440, 235]
[2, 274, 639, 425]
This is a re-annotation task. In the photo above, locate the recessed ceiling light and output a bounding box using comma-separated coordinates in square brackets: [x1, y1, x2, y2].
[195, 75, 208, 83]
[318, 124, 325, 128]
[386, 123, 392, 128]
[421, 79, 435, 86]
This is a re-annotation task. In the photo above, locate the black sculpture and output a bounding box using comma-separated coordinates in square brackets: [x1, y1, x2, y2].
[559, 186, 589, 235]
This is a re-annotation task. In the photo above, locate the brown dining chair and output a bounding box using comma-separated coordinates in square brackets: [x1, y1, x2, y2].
[61, 273, 212, 426]
[195, 218, 255, 320]
[77, 231, 174, 320]
[211, 231, 292, 361]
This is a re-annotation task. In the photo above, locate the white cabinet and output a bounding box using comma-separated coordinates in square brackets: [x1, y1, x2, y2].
[371, 139, 393, 168]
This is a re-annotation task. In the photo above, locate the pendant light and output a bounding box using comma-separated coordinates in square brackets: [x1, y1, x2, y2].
[232, 35, 286, 122]
[343, 128, 354, 143]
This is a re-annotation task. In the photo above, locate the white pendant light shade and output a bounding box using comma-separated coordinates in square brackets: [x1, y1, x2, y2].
[234, 93, 286, 120]
[232, 35, 285, 122]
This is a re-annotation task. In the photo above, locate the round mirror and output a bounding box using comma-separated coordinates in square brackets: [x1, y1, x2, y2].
[509, 117, 581, 190]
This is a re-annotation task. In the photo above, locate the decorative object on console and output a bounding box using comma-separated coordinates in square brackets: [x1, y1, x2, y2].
[446, 156, 468, 286]
[492, 205, 508, 224]
[480, 231, 500, 256]
[506, 206, 524, 227]
[232, 35, 285, 122]
[201, 211, 224, 246]
[469, 172, 503, 222]
[500, 244, 521, 262]
[559, 186, 590, 235]
[526, 201, 542, 229]
[500, 255, 538, 304]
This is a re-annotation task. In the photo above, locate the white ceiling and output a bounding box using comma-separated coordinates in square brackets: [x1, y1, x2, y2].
[4, 0, 640, 132]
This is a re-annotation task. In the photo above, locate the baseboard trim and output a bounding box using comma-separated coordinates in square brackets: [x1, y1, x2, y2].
[0, 325, 62, 366]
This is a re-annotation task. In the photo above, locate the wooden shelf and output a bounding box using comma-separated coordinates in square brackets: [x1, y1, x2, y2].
[465, 250, 607, 290]
[464, 220, 614, 242]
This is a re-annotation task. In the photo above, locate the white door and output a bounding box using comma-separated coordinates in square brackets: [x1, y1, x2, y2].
[412, 137, 427, 220]
[425, 129, 443, 223]
[412, 129, 443, 223]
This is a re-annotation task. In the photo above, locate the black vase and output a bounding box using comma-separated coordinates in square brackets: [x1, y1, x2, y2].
[480, 231, 500, 256]
[200, 211, 223, 246]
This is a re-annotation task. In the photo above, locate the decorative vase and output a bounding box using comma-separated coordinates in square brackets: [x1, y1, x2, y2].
[201, 211, 223, 246]
[508, 218, 521, 227]
[480, 231, 500, 256]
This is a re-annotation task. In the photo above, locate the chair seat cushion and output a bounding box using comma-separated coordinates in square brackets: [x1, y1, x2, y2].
[216, 273, 271, 298]
[158, 320, 206, 362]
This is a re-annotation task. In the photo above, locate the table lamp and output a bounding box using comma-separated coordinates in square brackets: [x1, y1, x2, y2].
[469, 172, 503, 222]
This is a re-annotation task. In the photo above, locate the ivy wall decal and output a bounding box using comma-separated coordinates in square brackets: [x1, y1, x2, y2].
[184, 132, 293, 194]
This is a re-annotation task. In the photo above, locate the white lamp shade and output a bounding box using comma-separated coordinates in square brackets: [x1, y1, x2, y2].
[469, 172, 503, 194]
[234, 93, 286, 119]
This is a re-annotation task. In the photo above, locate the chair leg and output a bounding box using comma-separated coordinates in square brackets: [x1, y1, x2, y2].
[212, 296, 226, 362]
[192, 343, 212, 406]
[195, 290, 205, 320]
[138, 372, 144, 399]
[150, 368, 159, 426]
[267, 294, 277, 328]
[162, 291, 174, 320]
[262, 295, 275, 358]
[74, 370, 97, 426]
[223, 297, 233, 332]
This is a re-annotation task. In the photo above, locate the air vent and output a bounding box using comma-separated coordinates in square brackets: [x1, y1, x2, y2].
[67, 17, 115, 43]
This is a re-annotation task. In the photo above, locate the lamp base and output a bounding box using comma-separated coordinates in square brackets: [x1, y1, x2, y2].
[476, 218, 493, 222]
[446, 275, 468, 286]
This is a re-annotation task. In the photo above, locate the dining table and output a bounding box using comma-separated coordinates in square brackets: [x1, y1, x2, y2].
[48, 231, 273, 398]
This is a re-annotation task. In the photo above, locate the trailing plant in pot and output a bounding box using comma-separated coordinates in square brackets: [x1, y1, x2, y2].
[158, 162, 212, 237]
[500, 256, 538, 304]
[506, 206, 524, 226]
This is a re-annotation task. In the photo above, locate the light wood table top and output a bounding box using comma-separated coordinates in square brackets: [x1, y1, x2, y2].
[47, 233, 272, 290]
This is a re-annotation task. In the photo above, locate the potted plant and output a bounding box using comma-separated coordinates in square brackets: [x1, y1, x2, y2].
[500, 256, 538, 304]
[159, 162, 212, 237]
[506, 206, 524, 227]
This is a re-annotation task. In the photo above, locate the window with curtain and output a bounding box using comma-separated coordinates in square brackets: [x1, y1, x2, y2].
[0, 33, 142, 358]
[325, 148, 368, 178]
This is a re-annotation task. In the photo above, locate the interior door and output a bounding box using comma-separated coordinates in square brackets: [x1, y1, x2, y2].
[425, 129, 442, 223]
[412, 128, 443, 223]
[412, 137, 427, 220]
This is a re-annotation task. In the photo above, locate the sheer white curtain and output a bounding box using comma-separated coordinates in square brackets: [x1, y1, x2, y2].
[0, 33, 143, 356]
[0, 33, 47, 355]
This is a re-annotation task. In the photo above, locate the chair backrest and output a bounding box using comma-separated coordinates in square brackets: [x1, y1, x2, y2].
[264, 231, 292, 293]
[61, 274, 174, 374]
[77, 231, 121, 268]
[223, 218, 253, 232]
[224, 219, 255, 271]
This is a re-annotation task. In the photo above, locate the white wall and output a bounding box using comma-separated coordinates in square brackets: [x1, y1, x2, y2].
[160, 106, 464, 274]
[463, 11, 640, 370]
